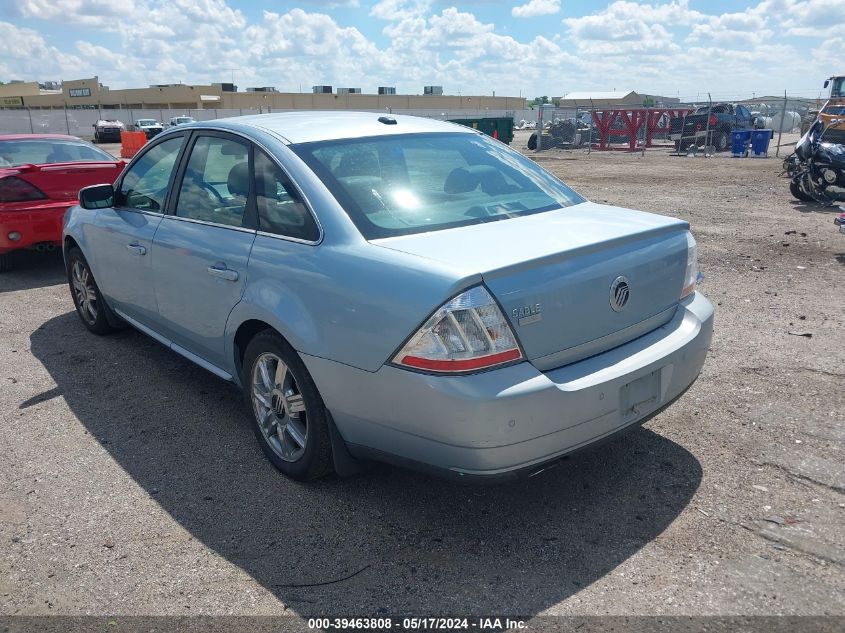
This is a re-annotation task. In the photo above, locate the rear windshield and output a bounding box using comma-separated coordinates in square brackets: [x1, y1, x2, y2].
[291, 132, 584, 239]
[0, 139, 114, 167]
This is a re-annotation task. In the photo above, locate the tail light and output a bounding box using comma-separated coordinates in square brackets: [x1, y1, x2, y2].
[0, 176, 47, 203]
[681, 232, 703, 299]
[393, 286, 523, 373]
[708, 115, 717, 127]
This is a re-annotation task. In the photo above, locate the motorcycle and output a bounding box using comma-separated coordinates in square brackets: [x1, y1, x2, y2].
[790, 118, 845, 205]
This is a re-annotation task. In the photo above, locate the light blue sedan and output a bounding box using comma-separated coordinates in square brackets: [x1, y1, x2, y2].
[64, 112, 713, 481]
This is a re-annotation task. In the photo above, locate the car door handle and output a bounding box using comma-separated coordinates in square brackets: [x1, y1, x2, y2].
[207, 266, 239, 282]
[125, 244, 147, 256]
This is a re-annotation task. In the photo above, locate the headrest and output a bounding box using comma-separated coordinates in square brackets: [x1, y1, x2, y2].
[227, 162, 250, 198]
[444, 165, 500, 194]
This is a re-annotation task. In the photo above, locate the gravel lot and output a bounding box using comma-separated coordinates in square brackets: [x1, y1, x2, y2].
[1, 136, 843, 619]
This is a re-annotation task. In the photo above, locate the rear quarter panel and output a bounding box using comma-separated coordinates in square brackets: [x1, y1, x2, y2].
[225, 238, 477, 377]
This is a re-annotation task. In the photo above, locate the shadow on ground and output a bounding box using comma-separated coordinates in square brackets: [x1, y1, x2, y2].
[791, 200, 845, 214]
[30, 311, 702, 615]
[0, 250, 65, 293]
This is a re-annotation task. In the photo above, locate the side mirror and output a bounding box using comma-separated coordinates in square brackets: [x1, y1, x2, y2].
[79, 184, 114, 210]
[824, 80, 830, 88]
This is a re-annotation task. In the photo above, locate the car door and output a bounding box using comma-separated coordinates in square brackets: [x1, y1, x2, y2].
[89, 134, 186, 326]
[150, 131, 257, 370]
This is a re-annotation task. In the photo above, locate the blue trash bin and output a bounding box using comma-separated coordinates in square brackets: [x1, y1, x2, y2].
[731, 130, 752, 157]
[751, 129, 773, 157]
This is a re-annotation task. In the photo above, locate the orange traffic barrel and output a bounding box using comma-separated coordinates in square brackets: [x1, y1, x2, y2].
[120, 131, 147, 158]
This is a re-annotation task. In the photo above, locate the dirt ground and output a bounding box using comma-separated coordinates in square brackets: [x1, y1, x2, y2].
[1, 136, 843, 620]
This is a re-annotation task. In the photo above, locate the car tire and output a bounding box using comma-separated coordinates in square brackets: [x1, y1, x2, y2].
[66, 247, 117, 335]
[527, 132, 537, 150]
[243, 330, 333, 481]
[715, 131, 729, 152]
[0, 252, 14, 273]
[789, 180, 813, 202]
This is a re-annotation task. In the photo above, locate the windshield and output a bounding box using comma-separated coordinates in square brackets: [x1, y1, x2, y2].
[0, 139, 114, 167]
[292, 132, 584, 239]
[174, 117, 193, 124]
[137, 119, 158, 126]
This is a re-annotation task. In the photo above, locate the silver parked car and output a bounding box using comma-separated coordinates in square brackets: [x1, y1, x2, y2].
[64, 112, 714, 481]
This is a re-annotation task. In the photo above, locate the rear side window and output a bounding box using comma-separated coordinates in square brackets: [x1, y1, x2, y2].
[292, 132, 583, 239]
[0, 139, 113, 167]
[254, 150, 319, 241]
[117, 136, 183, 212]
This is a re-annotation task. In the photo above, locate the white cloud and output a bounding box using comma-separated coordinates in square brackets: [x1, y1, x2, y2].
[0, 0, 836, 101]
[512, 0, 561, 19]
[0, 21, 83, 79]
[370, 0, 433, 20]
[687, 9, 772, 44]
[769, 0, 845, 37]
[9, 0, 134, 30]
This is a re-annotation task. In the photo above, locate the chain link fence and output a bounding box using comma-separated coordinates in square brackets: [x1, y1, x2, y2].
[0, 107, 522, 140]
[0, 108, 270, 139]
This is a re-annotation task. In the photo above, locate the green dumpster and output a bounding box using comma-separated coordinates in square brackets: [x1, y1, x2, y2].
[448, 117, 514, 144]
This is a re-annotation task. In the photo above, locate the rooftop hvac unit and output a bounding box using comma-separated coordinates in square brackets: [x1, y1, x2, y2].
[337, 88, 361, 94]
[312, 85, 333, 94]
[424, 85, 443, 95]
[378, 87, 396, 95]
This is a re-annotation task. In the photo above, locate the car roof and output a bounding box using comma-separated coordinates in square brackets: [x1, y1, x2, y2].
[184, 111, 477, 144]
[0, 134, 86, 142]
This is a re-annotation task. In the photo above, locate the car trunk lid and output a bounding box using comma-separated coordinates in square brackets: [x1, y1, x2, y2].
[372, 202, 689, 368]
[8, 162, 122, 201]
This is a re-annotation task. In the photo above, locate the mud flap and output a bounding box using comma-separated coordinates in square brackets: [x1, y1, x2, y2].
[328, 412, 372, 477]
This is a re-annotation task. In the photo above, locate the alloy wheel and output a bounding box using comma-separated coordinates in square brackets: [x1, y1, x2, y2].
[251, 352, 308, 462]
[71, 260, 98, 324]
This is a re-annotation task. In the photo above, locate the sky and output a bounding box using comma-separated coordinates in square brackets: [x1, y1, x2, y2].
[0, 0, 841, 101]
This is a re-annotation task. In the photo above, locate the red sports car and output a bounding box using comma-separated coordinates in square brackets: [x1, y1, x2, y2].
[0, 134, 125, 271]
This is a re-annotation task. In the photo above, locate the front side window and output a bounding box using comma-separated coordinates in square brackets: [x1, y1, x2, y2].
[117, 136, 183, 212]
[292, 132, 583, 239]
[254, 150, 319, 241]
[174, 136, 250, 228]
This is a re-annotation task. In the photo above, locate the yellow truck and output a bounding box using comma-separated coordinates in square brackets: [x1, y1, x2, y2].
[819, 75, 845, 144]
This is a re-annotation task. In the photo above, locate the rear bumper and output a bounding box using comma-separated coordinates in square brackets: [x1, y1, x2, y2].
[304, 292, 714, 479]
[0, 203, 70, 254]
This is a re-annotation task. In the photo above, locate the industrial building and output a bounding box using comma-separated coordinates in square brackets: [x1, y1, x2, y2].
[0, 77, 524, 112]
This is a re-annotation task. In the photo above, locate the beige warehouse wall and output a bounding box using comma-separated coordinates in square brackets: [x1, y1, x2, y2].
[1, 77, 525, 112]
[0, 82, 40, 98]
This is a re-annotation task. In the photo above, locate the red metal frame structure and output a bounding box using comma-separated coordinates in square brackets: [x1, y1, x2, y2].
[591, 108, 693, 150]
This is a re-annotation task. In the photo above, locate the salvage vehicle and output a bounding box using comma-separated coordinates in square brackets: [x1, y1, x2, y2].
[669, 103, 754, 152]
[169, 116, 197, 127]
[790, 118, 845, 205]
[64, 112, 713, 481]
[0, 134, 123, 271]
[92, 119, 125, 143]
[131, 118, 165, 139]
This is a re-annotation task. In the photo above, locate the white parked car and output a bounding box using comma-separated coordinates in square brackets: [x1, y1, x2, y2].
[169, 116, 196, 127]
